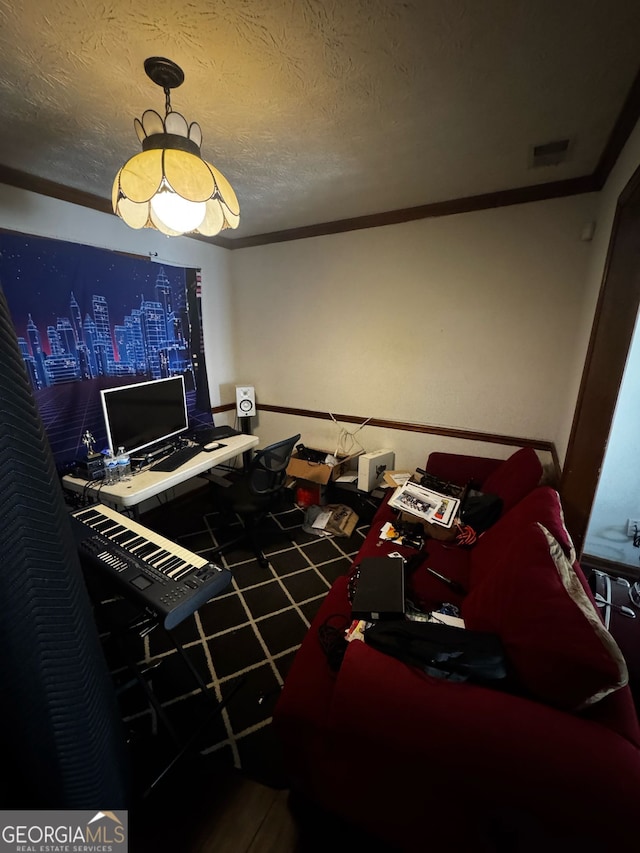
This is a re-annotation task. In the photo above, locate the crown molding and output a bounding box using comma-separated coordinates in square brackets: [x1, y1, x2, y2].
[224, 176, 598, 249]
[3, 59, 640, 253]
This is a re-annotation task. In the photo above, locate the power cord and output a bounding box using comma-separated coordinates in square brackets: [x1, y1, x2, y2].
[328, 413, 371, 458]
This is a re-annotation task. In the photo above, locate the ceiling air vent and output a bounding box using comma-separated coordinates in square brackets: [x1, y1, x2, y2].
[530, 138, 572, 168]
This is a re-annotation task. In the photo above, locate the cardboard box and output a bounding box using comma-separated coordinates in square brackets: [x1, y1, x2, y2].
[316, 504, 359, 537]
[308, 503, 359, 537]
[383, 470, 413, 488]
[287, 448, 362, 485]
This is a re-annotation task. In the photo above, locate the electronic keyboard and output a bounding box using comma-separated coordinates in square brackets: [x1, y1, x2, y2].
[71, 504, 231, 629]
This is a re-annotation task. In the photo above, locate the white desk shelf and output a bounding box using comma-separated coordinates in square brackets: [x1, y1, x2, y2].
[63, 434, 259, 510]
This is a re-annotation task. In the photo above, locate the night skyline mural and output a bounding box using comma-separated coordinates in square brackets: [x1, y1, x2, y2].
[0, 231, 212, 470]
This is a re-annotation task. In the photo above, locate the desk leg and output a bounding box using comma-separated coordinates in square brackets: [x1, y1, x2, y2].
[240, 417, 254, 471]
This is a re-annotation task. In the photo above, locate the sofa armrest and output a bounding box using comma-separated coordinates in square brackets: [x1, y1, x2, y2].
[426, 451, 503, 487]
[327, 640, 640, 842]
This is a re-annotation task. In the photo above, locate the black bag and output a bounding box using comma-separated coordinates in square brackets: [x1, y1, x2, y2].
[364, 620, 509, 686]
[460, 492, 503, 533]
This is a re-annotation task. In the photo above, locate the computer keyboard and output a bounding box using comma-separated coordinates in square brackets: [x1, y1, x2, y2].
[150, 444, 202, 472]
[194, 425, 241, 444]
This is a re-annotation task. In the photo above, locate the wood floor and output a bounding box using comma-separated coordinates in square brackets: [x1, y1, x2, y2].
[137, 772, 299, 853]
[128, 759, 395, 853]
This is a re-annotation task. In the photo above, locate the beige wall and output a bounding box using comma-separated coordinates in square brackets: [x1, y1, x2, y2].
[229, 195, 597, 470]
[4, 151, 638, 477]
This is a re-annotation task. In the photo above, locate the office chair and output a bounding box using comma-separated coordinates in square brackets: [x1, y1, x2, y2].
[208, 433, 301, 568]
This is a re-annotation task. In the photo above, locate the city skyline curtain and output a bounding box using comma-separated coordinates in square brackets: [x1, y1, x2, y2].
[0, 230, 211, 472]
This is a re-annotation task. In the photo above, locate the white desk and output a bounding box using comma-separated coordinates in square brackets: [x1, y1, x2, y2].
[62, 433, 259, 511]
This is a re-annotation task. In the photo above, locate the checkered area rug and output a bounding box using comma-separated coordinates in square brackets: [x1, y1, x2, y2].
[92, 485, 370, 793]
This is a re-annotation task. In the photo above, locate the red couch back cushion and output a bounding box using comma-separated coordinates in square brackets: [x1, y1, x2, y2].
[425, 452, 504, 487]
[470, 486, 575, 587]
[480, 446, 543, 512]
[462, 522, 628, 713]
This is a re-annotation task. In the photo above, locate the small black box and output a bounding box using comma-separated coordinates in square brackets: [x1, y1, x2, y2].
[351, 556, 405, 621]
[74, 455, 104, 481]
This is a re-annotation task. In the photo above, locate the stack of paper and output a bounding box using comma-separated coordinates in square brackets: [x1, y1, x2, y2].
[388, 480, 461, 528]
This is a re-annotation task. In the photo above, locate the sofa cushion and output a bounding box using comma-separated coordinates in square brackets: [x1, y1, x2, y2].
[479, 447, 543, 513]
[470, 486, 575, 587]
[425, 452, 504, 488]
[462, 523, 628, 711]
[408, 541, 472, 611]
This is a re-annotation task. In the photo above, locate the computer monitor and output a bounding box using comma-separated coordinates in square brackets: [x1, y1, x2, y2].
[100, 375, 189, 457]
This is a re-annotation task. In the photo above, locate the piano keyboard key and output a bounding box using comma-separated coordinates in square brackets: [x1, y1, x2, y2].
[72, 504, 209, 576]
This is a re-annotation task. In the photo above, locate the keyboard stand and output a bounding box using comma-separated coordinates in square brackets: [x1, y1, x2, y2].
[92, 591, 246, 801]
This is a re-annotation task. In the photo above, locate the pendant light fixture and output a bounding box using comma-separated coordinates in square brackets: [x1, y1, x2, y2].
[112, 57, 240, 237]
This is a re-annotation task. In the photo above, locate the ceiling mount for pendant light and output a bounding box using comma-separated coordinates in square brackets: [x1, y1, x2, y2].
[112, 56, 240, 237]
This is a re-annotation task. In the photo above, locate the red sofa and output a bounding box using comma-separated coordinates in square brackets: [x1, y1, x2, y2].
[274, 448, 640, 851]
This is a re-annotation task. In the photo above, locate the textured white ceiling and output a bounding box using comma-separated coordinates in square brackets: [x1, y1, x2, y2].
[0, 0, 639, 240]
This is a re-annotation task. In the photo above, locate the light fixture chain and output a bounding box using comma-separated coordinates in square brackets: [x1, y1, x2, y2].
[164, 87, 172, 116]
